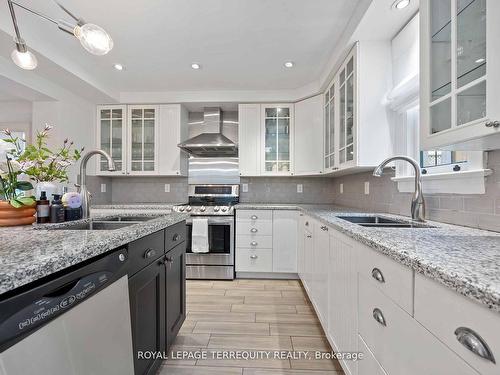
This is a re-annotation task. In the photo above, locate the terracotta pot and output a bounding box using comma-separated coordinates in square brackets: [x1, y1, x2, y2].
[0, 201, 36, 227]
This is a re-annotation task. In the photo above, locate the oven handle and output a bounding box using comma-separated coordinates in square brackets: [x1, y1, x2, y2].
[186, 217, 234, 225]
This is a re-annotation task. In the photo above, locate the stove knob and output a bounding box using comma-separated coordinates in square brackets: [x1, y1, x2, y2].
[200, 206, 206, 212]
[214, 206, 220, 212]
[221, 206, 228, 212]
[178, 206, 185, 212]
[186, 206, 192, 212]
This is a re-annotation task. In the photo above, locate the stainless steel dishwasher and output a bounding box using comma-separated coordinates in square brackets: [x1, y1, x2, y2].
[0, 248, 134, 375]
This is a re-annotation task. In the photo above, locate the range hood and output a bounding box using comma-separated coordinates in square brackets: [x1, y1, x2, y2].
[178, 107, 238, 157]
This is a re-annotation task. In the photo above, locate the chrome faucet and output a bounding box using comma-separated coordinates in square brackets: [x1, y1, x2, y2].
[78, 150, 116, 218]
[373, 156, 426, 222]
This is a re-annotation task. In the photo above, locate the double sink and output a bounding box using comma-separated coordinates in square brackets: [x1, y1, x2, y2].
[46, 215, 162, 231]
[338, 215, 435, 228]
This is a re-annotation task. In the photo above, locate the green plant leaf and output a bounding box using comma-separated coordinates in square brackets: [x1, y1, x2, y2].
[9, 198, 23, 208]
[15, 181, 34, 191]
[17, 196, 35, 206]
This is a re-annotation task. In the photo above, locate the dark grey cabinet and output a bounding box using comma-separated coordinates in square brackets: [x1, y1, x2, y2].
[165, 242, 186, 350]
[128, 254, 166, 375]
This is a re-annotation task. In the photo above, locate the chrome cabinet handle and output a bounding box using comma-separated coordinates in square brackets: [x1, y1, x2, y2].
[485, 121, 500, 128]
[455, 327, 496, 364]
[250, 241, 258, 246]
[373, 308, 387, 327]
[371, 268, 385, 283]
[172, 233, 180, 242]
[321, 226, 328, 231]
[250, 228, 258, 233]
[144, 248, 156, 259]
[251, 215, 258, 220]
[307, 234, 312, 238]
[250, 254, 258, 259]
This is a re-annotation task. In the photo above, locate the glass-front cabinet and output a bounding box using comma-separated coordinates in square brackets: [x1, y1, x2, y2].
[421, 0, 500, 150]
[324, 83, 336, 172]
[338, 54, 355, 166]
[261, 104, 293, 175]
[97, 105, 127, 175]
[97, 105, 160, 176]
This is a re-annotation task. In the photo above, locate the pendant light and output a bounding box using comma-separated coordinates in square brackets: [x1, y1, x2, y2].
[7, 0, 113, 70]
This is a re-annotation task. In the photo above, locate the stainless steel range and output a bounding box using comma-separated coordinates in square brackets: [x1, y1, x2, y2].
[173, 184, 239, 280]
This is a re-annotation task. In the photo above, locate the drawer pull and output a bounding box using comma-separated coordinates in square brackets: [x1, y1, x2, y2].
[305, 221, 309, 226]
[144, 248, 157, 259]
[485, 121, 500, 128]
[250, 228, 258, 233]
[251, 215, 258, 220]
[172, 233, 180, 242]
[371, 268, 385, 283]
[454, 327, 496, 364]
[307, 234, 312, 238]
[250, 241, 258, 246]
[373, 308, 386, 327]
[321, 225, 328, 231]
[250, 255, 258, 260]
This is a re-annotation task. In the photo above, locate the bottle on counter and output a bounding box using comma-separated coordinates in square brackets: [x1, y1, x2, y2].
[36, 191, 50, 224]
[62, 191, 82, 221]
[50, 194, 65, 223]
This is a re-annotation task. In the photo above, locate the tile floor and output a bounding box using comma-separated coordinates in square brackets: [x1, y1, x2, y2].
[158, 279, 344, 374]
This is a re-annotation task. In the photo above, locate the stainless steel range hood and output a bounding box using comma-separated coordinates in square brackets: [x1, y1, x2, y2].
[178, 107, 238, 157]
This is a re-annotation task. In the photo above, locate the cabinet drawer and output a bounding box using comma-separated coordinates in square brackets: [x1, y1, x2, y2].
[358, 335, 387, 375]
[357, 243, 413, 314]
[358, 275, 478, 375]
[236, 221, 273, 236]
[236, 248, 272, 272]
[236, 234, 273, 249]
[165, 221, 186, 251]
[237, 210, 272, 221]
[128, 230, 165, 276]
[415, 273, 499, 375]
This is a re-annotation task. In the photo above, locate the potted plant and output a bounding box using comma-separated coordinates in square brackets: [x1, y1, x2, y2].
[3, 125, 83, 198]
[0, 139, 36, 226]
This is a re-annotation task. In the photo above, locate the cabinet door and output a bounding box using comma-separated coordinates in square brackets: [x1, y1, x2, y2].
[272, 210, 298, 272]
[328, 231, 358, 375]
[297, 213, 306, 279]
[294, 95, 324, 175]
[127, 105, 159, 175]
[324, 83, 337, 172]
[129, 258, 165, 375]
[238, 104, 261, 176]
[338, 52, 356, 167]
[165, 242, 186, 351]
[157, 104, 188, 176]
[302, 221, 314, 294]
[312, 220, 329, 324]
[97, 105, 127, 175]
[261, 104, 294, 175]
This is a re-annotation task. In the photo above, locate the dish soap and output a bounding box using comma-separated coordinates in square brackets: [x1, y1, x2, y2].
[50, 194, 65, 223]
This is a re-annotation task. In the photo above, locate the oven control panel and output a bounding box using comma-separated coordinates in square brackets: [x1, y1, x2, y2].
[173, 205, 234, 216]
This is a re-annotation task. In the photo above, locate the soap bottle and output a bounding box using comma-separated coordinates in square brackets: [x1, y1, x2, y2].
[50, 194, 65, 223]
[36, 191, 50, 224]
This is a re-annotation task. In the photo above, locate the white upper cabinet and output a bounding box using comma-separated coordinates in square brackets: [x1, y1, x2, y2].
[96, 104, 188, 176]
[261, 104, 294, 175]
[323, 42, 393, 173]
[238, 104, 261, 176]
[420, 0, 500, 150]
[294, 95, 324, 175]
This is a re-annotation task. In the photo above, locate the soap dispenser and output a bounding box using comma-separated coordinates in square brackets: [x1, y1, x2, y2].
[50, 194, 65, 223]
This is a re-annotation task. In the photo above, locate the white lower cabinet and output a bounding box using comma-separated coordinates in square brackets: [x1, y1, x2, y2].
[272, 210, 298, 272]
[311, 219, 329, 325]
[328, 231, 358, 375]
[358, 335, 387, 375]
[235, 248, 273, 272]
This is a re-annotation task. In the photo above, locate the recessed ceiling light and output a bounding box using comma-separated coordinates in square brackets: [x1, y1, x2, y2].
[475, 58, 485, 64]
[114, 63, 124, 71]
[284, 61, 294, 68]
[191, 63, 201, 70]
[393, 0, 410, 9]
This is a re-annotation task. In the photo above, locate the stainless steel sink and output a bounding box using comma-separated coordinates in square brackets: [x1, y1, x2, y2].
[337, 215, 435, 228]
[48, 220, 139, 230]
[101, 215, 161, 222]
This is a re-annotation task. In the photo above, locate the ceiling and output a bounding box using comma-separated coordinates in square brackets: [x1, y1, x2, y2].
[0, 75, 53, 102]
[0, 0, 364, 95]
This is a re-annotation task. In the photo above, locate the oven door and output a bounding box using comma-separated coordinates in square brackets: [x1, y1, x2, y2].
[185, 216, 234, 266]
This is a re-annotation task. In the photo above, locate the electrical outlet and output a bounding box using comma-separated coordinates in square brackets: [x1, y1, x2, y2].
[364, 181, 370, 195]
[242, 183, 249, 193]
[297, 184, 303, 193]
[164, 184, 170, 193]
[100, 183, 106, 193]
[340, 183, 344, 194]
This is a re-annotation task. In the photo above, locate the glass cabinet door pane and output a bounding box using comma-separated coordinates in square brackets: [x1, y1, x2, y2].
[277, 107, 290, 117]
[329, 98, 335, 155]
[430, 0, 452, 100]
[456, 0, 486, 88]
[324, 102, 329, 162]
[101, 120, 110, 151]
[101, 109, 110, 119]
[265, 118, 277, 161]
[430, 98, 452, 133]
[131, 119, 143, 162]
[144, 119, 155, 161]
[340, 83, 346, 149]
[346, 74, 354, 146]
[457, 80, 486, 126]
[111, 119, 122, 159]
[278, 119, 290, 161]
[265, 108, 277, 118]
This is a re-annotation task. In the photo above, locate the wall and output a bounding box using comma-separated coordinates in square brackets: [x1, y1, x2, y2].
[330, 150, 500, 232]
[0, 101, 32, 123]
[240, 177, 336, 204]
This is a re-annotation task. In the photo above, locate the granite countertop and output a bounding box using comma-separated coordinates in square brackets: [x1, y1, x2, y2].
[92, 203, 186, 210]
[236, 203, 500, 313]
[0, 210, 189, 296]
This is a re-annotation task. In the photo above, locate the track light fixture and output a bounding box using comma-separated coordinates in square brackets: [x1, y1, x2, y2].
[7, 0, 113, 70]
